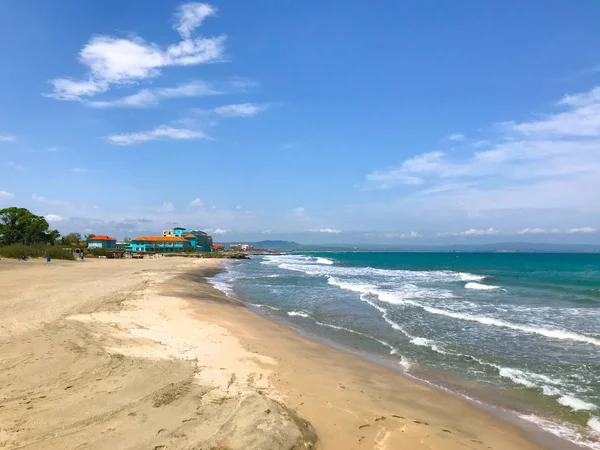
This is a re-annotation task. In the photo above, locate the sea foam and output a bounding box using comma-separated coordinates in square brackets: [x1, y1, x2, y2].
[465, 282, 500, 290]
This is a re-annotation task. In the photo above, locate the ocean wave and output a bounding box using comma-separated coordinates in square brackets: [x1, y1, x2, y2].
[458, 272, 487, 281]
[374, 291, 600, 347]
[465, 282, 500, 290]
[287, 311, 311, 318]
[590, 417, 600, 435]
[520, 414, 600, 450]
[558, 395, 598, 411]
[314, 320, 397, 354]
[269, 255, 485, 286]
[315, 257, 334, 265]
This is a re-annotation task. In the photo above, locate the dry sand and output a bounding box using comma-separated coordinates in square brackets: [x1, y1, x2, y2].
[0, 257, 549, 449]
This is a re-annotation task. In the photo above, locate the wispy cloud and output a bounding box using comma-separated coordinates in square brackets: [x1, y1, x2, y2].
[308, 229, 342, 233]
[206, 228, 229, 235]
[292, 207, 306, 217]
[213, 103, 267, 117]
[0, 134, 17, 142]
[108, 126, 208, 146]
[7, 162, 26, 171]
[517, 227, 548, 235]
[447, 133, 465, 141]
[189, 198, 203, 207]
[32, 194, 69, 206]
[364, 84, 600, 226]
[567, 227, 597, 234]
[70, 168, 88, 173]
[46, 147, 59, 152]
[87, 80, 220, 108]
[45, 214, 64, 222]
[439, 228, 499, 237]
[46, 2, 225, 101]
[400, 231, 422, 238]
[0, 190, 14, 198]
[175, 2, 217, 39]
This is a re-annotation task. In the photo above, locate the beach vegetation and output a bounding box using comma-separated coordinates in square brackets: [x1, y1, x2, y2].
[0, 243, 75, 260]
[0, 207, 61, 246]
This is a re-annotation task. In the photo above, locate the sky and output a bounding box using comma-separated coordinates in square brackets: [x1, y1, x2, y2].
[1, 0, 600, 244]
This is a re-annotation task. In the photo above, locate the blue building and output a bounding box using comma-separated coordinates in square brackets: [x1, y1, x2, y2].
[163, 227, 213, 252]
[87, 235, 117, 249]
[128, 236, 192, 253]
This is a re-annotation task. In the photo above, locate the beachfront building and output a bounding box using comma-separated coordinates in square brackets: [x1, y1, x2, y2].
[229, 243, 254, 251]
[87, 235, 117, 249]
[162, 227, 213, 252]
[128, 236, 192, 253]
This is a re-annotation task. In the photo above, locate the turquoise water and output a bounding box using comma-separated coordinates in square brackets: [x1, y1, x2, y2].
[210, 252, 600, 448]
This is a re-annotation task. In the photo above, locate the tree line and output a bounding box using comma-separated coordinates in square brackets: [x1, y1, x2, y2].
[0, 207, 96, 247]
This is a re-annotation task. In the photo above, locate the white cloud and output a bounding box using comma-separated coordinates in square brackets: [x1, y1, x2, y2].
[46, 147, 59, 152]
[213, 103, 266, 117]
[108, 126, 208, 145]
[211, 228, 229, 235]
[162, 202, 175, 211]
[70, 168, 87, 173]
[0, 190, 14, 198]
[88, 80, 220, 108]
[189, 198, 203, 207]
[440, 228, 499, 237]
[45, 214, 64, 222]
[364, 84, 600, 230]
[292, 207, 306, 217]
[308, 229, 342, 233]
[400, 231, 422, 238]
[46, 3, 225, 101]
[0, 134, 17, 142]
[447, 133, 465, 141]
[567, 227, 597, 234]
[32, 194, 69, 206]
[175, 3, 217, 39]
[517, 228, 548, 234]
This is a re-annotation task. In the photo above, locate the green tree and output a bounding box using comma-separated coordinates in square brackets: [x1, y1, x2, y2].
[61, 232, 83, 246]
[0, 207, 58, 245]
[84, 233, 96, 241]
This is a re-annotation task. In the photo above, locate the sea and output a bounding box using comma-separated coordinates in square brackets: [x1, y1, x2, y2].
[209, 252, 600, 449]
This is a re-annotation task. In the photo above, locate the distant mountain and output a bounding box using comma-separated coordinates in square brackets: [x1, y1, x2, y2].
[253, 240, 302, 249]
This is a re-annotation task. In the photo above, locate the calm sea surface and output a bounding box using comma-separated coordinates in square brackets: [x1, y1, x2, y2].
[209, 252, 600, 448]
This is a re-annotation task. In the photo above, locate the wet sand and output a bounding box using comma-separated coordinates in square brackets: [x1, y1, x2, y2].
[0, 257, 549, 449]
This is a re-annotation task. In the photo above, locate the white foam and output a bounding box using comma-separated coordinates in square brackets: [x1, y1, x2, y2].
[287, 311, 310, 318]
[375, 293, 600, 347]
[458, 272, 487, 281]
[315, 257, 334, 265]
[520, 414, 600, 450]
[465, 282, 500, 290]
[558, 395, 598, 411]
[589, 417, 600, 434]
[265, 274, 281, 278]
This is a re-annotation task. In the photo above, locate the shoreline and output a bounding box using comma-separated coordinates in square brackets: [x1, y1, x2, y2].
[0, 257, 574, 449]
[210, 262, 587, 450]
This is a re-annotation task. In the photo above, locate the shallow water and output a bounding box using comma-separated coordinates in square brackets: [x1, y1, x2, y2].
[209, 252, 600, 449]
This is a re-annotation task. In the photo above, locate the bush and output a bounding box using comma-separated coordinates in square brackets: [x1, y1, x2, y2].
[87, 248, 109, 257]
[0, 244, 75, 260]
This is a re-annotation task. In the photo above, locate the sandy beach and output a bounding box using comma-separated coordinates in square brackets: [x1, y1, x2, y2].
[0, 257, 551, 449]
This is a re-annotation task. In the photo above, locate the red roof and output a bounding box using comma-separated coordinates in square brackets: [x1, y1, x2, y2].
[88, 235, 116, 241]
[184, 234, 197, 238]
[211, 244, 224, 249]
[132, 236, 189, 242]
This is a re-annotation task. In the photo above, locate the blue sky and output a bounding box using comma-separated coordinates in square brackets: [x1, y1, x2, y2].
[1, 1, 600, 244]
